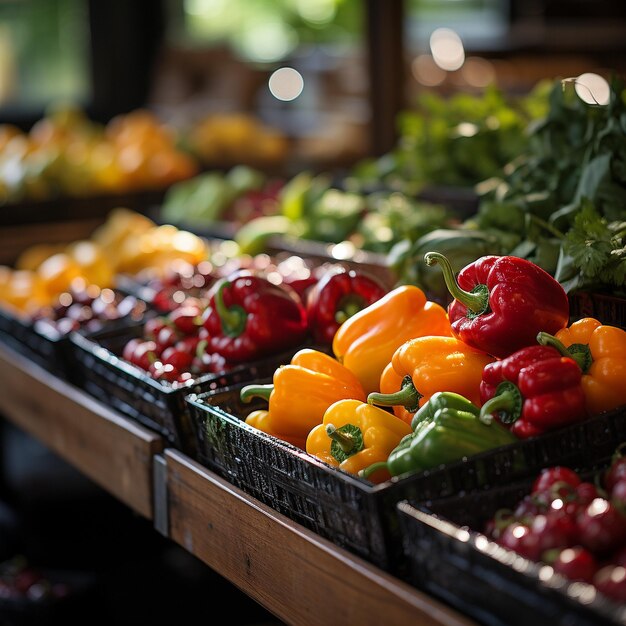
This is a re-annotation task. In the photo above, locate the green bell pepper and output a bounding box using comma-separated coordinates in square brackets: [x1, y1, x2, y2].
[359, 391, 518, 480]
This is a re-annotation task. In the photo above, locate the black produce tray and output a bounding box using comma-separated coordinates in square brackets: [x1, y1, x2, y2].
[187, 388, 626, 574]
[569, 291, 626, 330]
[0, 189, 166, 227]
[397, 465, 626, 626]
[70, 323, 307, 456]
[0, 307, 71, 380]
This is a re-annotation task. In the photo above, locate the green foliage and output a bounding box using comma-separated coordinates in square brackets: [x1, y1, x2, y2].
[476, 77, 626, 292]
[350, 83, 547, 193]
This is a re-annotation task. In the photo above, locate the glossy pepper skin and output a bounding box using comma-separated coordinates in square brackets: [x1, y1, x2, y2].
[360, 391, 517, 479]
[306, 399, 412, 484]
[368, 335, 495, 424]
[537, 317, 626, 415]
[479, 344, 588, 439]
[424, 252, 569, 358]
[240, 348, 366, 449]
[332, 285, 451, 396]
[306, 267, 388, 345]
[202, 270, 308, 363]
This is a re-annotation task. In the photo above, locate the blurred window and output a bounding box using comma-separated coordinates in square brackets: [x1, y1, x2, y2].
[0, 0, 90, 118]
[152, 0, 369, 170]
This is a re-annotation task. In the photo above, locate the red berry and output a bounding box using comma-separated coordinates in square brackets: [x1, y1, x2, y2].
[122, 337, 141, 362]
[532, 467, 581, 495]
[550, 546, 599, 583]
[605, 457, 626, 493]
[531, 512, 577, 553]
[499, 523, 542, 561]
[169, 305, 202, 335]
[156, 326, 179, 352]
[161, 347, 193, 371]
[128, 340, 157, 370]
[144, 317, 168, 341]
[576, 498, 626, 554]
[611, 478, 626, 512]
[594, 565, 626, 603]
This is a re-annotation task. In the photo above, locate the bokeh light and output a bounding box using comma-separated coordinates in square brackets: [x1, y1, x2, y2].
[268, 67, 304, 101]
[430, 28, 465, 71]
[574, 72, 610, 105]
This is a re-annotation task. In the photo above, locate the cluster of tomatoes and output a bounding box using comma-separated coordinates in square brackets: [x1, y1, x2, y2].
[484, 455, 626, 603]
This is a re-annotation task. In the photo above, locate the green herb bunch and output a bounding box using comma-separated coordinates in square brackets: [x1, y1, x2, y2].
[472, 77, 626, 294]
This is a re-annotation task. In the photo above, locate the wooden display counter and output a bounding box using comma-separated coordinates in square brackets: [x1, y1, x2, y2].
[0, 341, 477, 626]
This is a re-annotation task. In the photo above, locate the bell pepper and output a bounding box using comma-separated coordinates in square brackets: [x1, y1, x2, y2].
[479, 344, 588, 438]
[202, 270, 308, 363]
[368, 335, 495, 424]
[424, 252, 569, 358]
[305, 267, 388, 345]
[306, 399, 412, 484]
[332, 284, 451, 396]
[537, 317, 626, 415]
[240, 348, 366, 448]
[360, 391, 518, 479]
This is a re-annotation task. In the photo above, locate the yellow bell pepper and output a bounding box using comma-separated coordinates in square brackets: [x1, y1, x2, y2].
[368, 335, 495, 424]
[537, 317, 626, 415]
[306, 399, 412, 484]
[332, 285, 451, 396]
[240, 348, 366, 449]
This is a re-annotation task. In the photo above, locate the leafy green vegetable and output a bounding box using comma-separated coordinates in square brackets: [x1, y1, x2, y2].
[555, 199, 626, 294]
[474, 77, 626, 293]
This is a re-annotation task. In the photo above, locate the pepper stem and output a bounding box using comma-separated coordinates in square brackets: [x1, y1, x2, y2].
[536, 331, 592, 373]
[335, 298, 363, 325]
[359, 462, 389, 480]
[326, 423, 364, 463]
[367, 376, 422, 413]
[213, 280, 247, 338]
[240, 384, 273, 404]
[423, 252, 490, 316]
[479, 382, 523, 425]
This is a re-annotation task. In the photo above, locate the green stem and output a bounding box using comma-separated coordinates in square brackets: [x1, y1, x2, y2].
[214, 280, 247, 338]
[536, 331, 592, 373]
[479, 382, 523, 425]
[240, 384, 273, 404]
[335, 299, 363, 325]
[367, 376, 422, 413]
[326, 424, 357, 454]
[359, 461, 389, 480]
[423, 252, 489, 316]
[527, 213, 565, 240]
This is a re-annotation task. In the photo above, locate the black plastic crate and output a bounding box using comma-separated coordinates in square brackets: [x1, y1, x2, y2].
[70, 323, 307, 456]
[187, 387, 626, 574]
[569, 291, 626, 330]
[397, 462, 626, 626]
[0, 307, 71, 380]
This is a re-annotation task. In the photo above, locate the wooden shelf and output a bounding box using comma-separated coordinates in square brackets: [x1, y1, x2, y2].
[164, 449, 477, 626]
[0, 339, 478, 626]
[0, 342, 163, 519]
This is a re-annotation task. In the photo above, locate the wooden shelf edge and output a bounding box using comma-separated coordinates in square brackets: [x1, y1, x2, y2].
[165, 449, 477, 626]
[0, 342, 163, 519]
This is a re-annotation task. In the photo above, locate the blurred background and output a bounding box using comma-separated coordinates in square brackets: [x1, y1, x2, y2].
[0, 0, 624, 170]
[0, 2, 625, 624]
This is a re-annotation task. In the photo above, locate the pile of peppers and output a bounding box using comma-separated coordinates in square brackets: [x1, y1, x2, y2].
[234, 249, 626, 484]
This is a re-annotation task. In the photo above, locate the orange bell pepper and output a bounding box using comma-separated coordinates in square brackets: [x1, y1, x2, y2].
[306, 399, 412, 484]
[331, 285, 451, 396]
[537, 317, 626, 415]
[368, 335, 495, 424]
[240, 348, 366, 448]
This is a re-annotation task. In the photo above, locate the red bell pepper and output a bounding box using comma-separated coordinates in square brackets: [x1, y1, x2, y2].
[478, 345, 588, 438]
[306, 267, 388, 345]
[201, 270, 308, 363]
[424, 252, 569, 359]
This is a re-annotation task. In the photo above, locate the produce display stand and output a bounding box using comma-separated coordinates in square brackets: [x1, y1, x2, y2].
[0, 341, 477, 626]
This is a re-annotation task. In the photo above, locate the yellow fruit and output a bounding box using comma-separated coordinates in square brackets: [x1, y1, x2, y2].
[15, 243, 67, 271]
[67, 240, 114, 287]
[37, 252, 82, 297]
[4, 270, 50, 314]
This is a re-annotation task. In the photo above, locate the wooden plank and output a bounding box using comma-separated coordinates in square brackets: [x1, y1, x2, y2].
[166, 450, 477, 626]
[0, 342, 162, 518]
